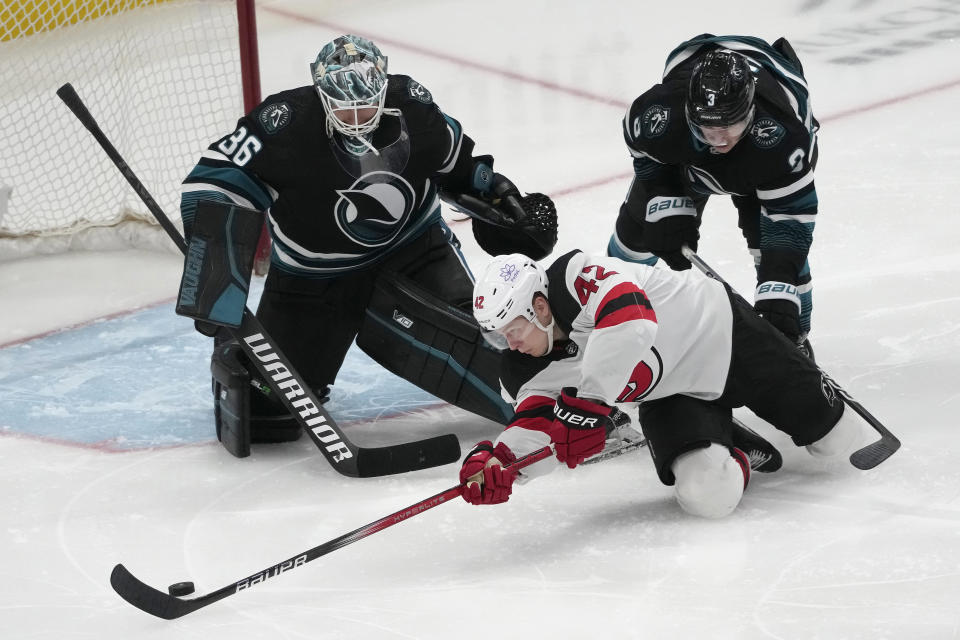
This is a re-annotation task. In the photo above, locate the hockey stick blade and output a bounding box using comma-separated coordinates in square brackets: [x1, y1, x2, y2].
[236, 311, 460, 477]
[355, 433, 461, 476]
[57, 82, 462, 477]
[849, 437, 900, 471]
[111, 564, 214, 620]
[826, 376, 901, 470]
[111, 446, 553, 619]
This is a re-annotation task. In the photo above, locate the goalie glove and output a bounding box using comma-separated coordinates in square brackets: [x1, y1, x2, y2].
[550, 388, 615, 469]
[459, 440, 519, 505]
[442, 170, 558, 260]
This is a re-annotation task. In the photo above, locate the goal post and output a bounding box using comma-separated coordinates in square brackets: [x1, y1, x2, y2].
[0, 0, 267, 266]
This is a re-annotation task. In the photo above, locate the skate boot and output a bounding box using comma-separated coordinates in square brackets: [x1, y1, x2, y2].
[584, 407, 646, 465]
[731, 418, 782, 473]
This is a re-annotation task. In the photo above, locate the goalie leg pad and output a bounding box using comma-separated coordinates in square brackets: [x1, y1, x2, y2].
[356, 270, 513, 425]
[211, 341, 252, 458]
[211, 341, 302, 458]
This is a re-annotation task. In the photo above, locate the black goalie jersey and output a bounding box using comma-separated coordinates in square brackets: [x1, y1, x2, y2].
[180, 74, 480, 277]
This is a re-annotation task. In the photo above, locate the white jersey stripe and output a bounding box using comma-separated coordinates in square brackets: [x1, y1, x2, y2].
[755, 169, 814, 200]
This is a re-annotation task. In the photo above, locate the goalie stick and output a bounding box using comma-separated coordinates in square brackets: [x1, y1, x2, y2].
[110, 445, 554, 620]
[681, 245, 900, 470]
[56, 82, 461, 477]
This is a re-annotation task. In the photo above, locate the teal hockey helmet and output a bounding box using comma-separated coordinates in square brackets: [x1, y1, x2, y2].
[310, 35, 389, 139]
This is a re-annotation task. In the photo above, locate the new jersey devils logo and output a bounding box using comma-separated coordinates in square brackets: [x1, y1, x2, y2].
[616, 347, 664, 403]
[334, 171, 417, 247]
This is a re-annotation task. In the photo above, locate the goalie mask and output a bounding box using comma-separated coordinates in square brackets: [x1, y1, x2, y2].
[473, 254, 554, 353]
[311, 35, 391, 149]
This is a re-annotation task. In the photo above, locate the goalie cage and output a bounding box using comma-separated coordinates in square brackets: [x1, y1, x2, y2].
[0, 0, 270, 271]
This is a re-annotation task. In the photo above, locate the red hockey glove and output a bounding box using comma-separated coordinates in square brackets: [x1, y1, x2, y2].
[550, 388, 615, 468]
[459, 441, 519, 505]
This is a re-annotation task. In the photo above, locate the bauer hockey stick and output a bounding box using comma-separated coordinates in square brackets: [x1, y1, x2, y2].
[110, 445, 554, 619]
[583, 407, 648, 465]
[681, 245, 900, 470]
[56, 82, 461, 477]
[582, 436, 647, 465]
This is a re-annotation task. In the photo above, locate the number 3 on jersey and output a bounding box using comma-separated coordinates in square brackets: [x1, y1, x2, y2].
[218, 126, 262, 167]
[574, 265, 618, 305]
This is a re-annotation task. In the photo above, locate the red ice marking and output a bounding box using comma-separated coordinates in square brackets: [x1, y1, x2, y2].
[0, 429, 214, 453]
[0, 296, 176, 350]
[262, 6, 960, 127]
[819, 77, 960, 124]
[260, 6, 631, 110]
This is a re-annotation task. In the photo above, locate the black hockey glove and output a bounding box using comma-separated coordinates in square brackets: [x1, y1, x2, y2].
[443, 172, 558, 260]
[755, 298, 802, 343]
[643, 215, 699, 271]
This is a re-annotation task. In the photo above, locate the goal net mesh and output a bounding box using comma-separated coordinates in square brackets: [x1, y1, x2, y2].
[0, 0, 248, 257]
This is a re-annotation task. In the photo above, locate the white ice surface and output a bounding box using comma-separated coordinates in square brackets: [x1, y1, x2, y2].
[2, 1, 959, 638]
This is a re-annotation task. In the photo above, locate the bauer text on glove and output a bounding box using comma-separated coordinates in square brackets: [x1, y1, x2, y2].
[550, 388, 615, 468]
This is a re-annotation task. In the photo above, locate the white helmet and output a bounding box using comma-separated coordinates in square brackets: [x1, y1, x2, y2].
[473, 254, 553, 350]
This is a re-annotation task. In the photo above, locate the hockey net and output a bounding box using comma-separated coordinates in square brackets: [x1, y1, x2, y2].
[0, 0, 262, 261]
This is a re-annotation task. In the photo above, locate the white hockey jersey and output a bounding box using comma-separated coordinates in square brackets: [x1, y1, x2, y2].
[495, 250, 734, 467]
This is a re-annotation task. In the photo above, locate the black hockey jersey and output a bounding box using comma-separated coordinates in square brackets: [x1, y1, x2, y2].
[621, 35, 820, 332]
[625, 35, 819, 225]
[180, 74, 479, 277]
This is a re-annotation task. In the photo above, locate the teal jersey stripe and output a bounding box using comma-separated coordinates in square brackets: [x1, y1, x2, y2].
[270, 202, 443, 277]
[763, 189, 819, 215]
[760, 217, 814, 252]
[184, 163, 274, 211]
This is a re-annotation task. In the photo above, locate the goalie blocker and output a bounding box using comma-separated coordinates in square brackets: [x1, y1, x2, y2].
[175, 200, 263, 331]
[211, 269, 512, 458]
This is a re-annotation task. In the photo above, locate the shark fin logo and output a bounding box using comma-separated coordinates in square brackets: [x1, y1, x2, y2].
[641, 105, 670, 138]
[259, 102, 291, 134]
[749, 117, 786, 149]
[334, 171, 417, 247]
[407, 79, 433, 104]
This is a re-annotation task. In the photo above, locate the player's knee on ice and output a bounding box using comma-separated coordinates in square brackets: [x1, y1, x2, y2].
[806, 407, 872, 459]
[671, 443, 746, 519]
